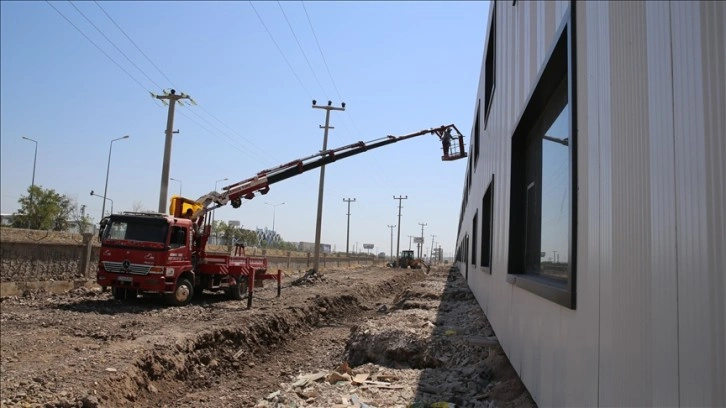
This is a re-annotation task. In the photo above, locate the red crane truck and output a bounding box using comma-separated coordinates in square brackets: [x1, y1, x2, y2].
[95, 124, 467, 307]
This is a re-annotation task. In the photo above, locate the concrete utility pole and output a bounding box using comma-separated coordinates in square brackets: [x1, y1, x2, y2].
[343, 198, 356, 255]
[387, 224, 396, 260]
[155, 89, 190, 213]
[408, 235, 414, 250]
[418, 222, 427, 259]
[393, 195, 407, 260]
[430, 234, 436, 264]
[312, 100, 345, 273]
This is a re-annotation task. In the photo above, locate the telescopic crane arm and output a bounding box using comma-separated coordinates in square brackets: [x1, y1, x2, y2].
[185, 124, 467, 221]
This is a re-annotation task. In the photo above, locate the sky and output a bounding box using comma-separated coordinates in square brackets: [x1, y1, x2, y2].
[1, 0, 490, 258]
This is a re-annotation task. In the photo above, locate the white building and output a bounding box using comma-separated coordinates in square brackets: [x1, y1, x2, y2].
[456, 1, 725, 406]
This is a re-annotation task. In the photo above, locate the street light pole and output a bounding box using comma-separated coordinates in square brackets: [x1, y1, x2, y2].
[21, 137, 38, 226]
[102, 135, 129, 220]
[387, 224, 396, 261]
[170, 177, 182, 196]
[91, 191, 113, 216]
[311, 100, 345, 273]
[265, 202, 285, 243]
[211, 178, 228, 244]
[343, 197, 356, 255]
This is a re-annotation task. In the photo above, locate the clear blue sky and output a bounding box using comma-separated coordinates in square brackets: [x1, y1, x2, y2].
[1, 1, 489, 257]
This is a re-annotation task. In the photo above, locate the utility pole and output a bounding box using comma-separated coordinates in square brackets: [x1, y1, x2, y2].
[418, 222, 427, 259]
[430, 234, 436, 264]
[408, 235, 413, 250]
[155, 89, 191, 213]
[312, 100, 345, 273]
[393, 195, 407, 261]
[387, 224, 396, 261]
[343, 198, 356, 255]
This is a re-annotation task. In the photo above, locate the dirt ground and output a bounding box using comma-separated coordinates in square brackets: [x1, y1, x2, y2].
[0, 264, 535, 408]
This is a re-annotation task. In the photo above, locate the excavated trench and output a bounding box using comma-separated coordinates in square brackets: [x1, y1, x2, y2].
[83, 270, 426, 407]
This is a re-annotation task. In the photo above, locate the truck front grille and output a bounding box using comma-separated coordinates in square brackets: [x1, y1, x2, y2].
[102, 261, 151, 275]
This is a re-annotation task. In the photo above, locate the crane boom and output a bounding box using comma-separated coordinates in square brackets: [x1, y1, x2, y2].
[181, 124, 467, 221]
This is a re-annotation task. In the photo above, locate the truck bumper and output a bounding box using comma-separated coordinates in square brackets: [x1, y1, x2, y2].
[97, 272, 166, 292]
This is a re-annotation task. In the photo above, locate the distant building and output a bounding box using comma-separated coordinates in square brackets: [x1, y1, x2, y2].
[256, 227, 280, 245]
[297, 241, 331, 254]
[0, 214, 14, 226]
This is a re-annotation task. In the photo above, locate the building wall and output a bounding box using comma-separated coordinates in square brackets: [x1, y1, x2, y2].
[457, 1, 725, 406]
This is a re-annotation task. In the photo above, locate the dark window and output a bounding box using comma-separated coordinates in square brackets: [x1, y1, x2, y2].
[481, 176, 494, 269]
[471, 211, 478, 265]
[507, 5, 577, 309]
[484, 2, 496, 128]
[170, 226, 187, 248]
[474, 99, 481, 164]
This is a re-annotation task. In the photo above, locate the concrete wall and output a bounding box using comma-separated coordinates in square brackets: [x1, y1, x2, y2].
[0, 232, 377, 297]
[1, 239, 98, 282]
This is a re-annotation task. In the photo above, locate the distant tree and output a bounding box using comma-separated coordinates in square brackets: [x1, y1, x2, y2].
[131, 200, 145, 212]
[70, 202, 93, 233]
[216, 222, 259, 249]
[12, 185, 76, 230]
[239, 228, 259, 247]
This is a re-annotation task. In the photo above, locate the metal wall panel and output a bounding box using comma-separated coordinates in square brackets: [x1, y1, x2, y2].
[605, 2, 654, 405]
[671, 2, 726, 405]
[458, 0, 725, 406]
[645, 1, 680, 405]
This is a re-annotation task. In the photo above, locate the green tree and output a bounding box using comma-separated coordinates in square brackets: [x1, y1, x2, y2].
[216, 222, 259, 249]
[12, 185, 76, 230]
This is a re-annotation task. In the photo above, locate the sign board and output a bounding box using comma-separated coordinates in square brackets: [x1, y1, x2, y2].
[228, 220, 241, 227]
[363, 243, 374, 249]
[413, 237, 424, 244]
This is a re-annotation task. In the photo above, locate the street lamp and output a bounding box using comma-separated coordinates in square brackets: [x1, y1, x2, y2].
[21, 137, 38, 227]
[211, 178, 229, 244]
[170, 177, 182, 196]
[91, 190, 113, 216]
[102, 135, 129, 221]
[265, 202, 285, 243]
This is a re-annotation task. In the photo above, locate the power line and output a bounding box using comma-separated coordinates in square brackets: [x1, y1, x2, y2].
[93, 0, 177, 89]
[179, 105, 270, 164]
[299, 1, 394, 191]
[277, 1, 328, 98]
[174, 109, 270, 167]
[301, 1, 341, 101]
[45, 1, 149, 93]
[90, 1, 278, 165]
[249, 1, 312, 99]
[300, 1, 362, 137]
[68, 1, 164, 91]
[196, 104, 273, 161]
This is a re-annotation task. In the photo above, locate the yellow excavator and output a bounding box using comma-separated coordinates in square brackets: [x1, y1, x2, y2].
[396, 250, 430, 272]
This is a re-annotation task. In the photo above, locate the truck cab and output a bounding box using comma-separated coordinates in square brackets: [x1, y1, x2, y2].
[96, 212, 197, 305]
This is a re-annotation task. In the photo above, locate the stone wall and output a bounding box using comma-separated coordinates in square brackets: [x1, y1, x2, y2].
[0, 239, 98, 282]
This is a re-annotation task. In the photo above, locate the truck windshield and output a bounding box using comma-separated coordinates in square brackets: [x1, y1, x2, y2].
[102, 217, 168, 244]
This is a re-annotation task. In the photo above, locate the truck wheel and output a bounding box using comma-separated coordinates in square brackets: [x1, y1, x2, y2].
[229, 276, 248, 300]
[112, 287, 126, 300]
[167, 278, 194, 306]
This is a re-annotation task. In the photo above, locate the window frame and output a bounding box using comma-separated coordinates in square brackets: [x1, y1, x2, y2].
[483, 1, 496, 129]
[474, 99, 481, 165]
[506, 3, 577, 309]
[480, 175, 494, 271]
[471, 210, 478, 266]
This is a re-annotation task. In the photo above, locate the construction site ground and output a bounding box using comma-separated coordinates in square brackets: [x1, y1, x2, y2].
[0, 264, 535, 408]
